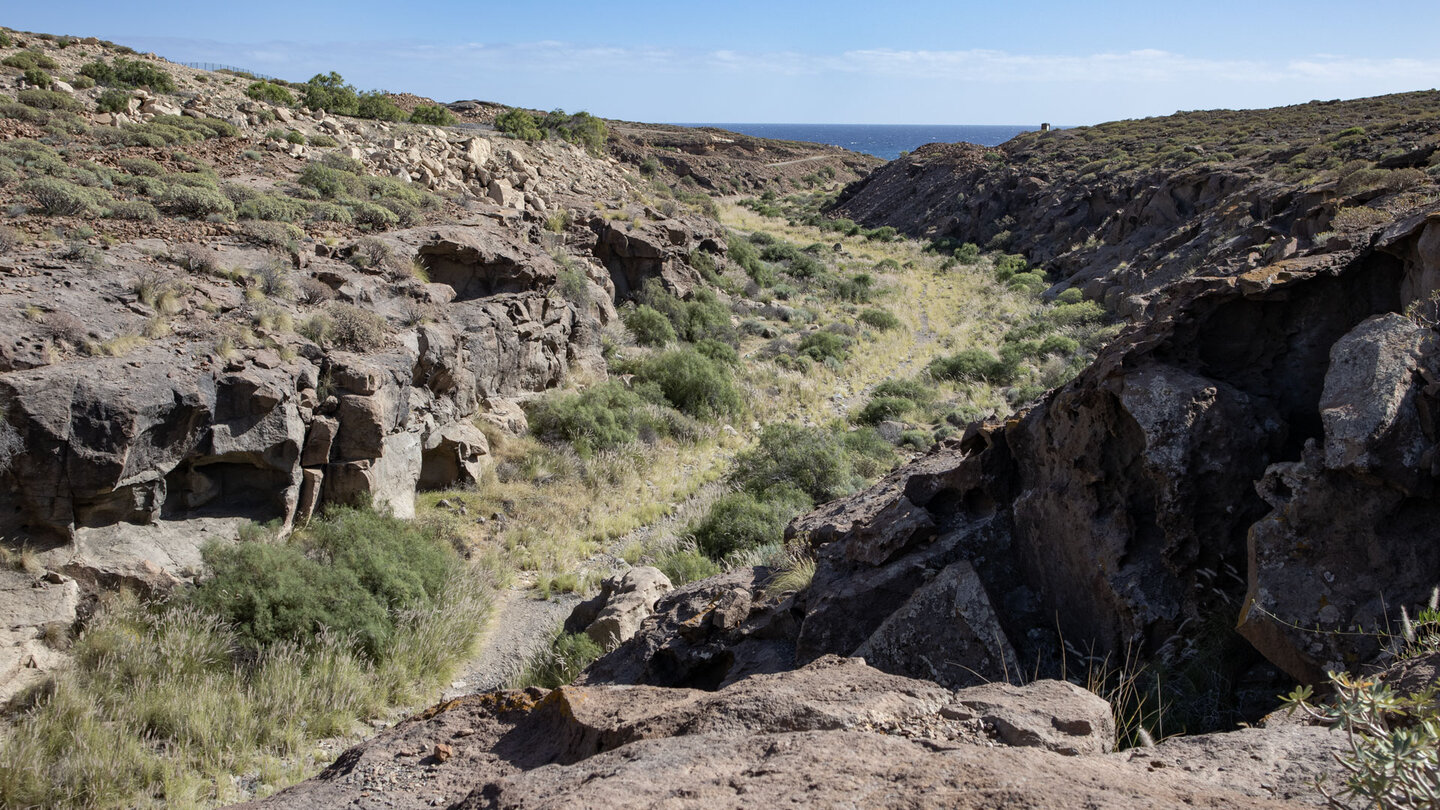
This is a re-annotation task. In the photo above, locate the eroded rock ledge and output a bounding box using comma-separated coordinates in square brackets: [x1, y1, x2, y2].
[240, 656, 1342, 809]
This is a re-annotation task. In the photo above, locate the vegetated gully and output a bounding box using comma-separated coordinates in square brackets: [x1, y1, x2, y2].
[425, 196, 1052, 691]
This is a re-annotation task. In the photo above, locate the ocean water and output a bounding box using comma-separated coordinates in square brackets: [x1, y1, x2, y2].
[674, 123, 1038, 161]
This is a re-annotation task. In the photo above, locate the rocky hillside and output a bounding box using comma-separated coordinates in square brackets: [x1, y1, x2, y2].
[608, 121, 882, 195]
[0, 30, 854, 702]
[832, 91, 1440, 314]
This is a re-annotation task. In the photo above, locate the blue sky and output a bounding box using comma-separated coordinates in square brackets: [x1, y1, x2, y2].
[7, 1, 1440, 124]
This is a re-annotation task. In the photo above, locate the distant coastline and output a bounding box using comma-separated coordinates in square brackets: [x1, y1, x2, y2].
[673, 123, 1043, 160]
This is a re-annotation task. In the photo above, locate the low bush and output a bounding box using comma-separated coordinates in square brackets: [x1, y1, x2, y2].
[22, 67, 52, 88]
[245, 81, 293, 105]
[495, 108, 544, 141]
[79, 58, 175, 92]
[409, 104, 456, 126]
[694, 337, 739, 366]
[159, 184, 234, 218]
[356, 91, 406, 122]
[17, 89, 80, 111]
[657, 546, 723, 586]
[95, 88, 131, 113]
[2, 51, 58, 71]
[302, 72, 359, 115]
[623, 347, 742, 419]
[954, 242, 982, 264]
[22, 177, 104, 216]
[237, 193, 306, 222]
[858, 308, 901, 330]
[638, 282, 737, 345]
[796, 330, 850, 363]
[927, 348, 1012, 384]
[511, 630, 603, 688]
[730, 423, 884, 504]
[106, 200, 159, 221]
[624, 304, 676, 346]
[526, 380, 688, 456]
[857, 396, 915, 425]
[691, 488, 812, 561]
[326, 302, 388, 350]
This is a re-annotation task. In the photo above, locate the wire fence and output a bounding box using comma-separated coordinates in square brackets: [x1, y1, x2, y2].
[182, 62, 282, 82]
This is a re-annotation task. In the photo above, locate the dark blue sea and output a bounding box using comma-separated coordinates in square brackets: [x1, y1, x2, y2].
[674, 124, 1038, 161]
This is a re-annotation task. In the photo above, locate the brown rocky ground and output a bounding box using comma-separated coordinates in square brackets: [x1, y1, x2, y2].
[240, 656, 1344, 810]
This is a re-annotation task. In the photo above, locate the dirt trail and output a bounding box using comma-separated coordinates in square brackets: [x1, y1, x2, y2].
[442, 584, 581, 698]
[766, 155, 830, 168]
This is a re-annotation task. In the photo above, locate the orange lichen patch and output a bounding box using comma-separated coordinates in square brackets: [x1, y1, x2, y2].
[1237, 259, 1317, 294]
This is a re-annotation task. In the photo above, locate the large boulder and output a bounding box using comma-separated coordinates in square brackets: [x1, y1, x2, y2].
[563, 567, 672, 650]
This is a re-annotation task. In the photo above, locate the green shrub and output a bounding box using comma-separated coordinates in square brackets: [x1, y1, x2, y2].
[22, 177, 103, 216]
[191, 506, 458, 659]
[624, 305, 677, 346]
[105, 200, 159, 221]
[327, 302, 388, 350]
[857, 396, 915, 425]
[302, 72, 359, 115]
[528, 381, 652, 455]
[17, 89, 79, 111]
[1008, 271, 1048, 293]
[356, 91, 406, 122]
[237, 194, 306, 222]
[858, 308, 901, 330]
[0, 30, 11, 48]
[624, 347, 742, 419]
[409, 104, 456, 126]
[637, 281, 737, 345]
[731, 423, 864, 504]
[117, 156, 165, 176]
[2, 51, 58, 71]
[694, 337, 739, 366]
[657, 546, 723, 586]
[1046, 301, 1106, 327]
[22, 67, 52, 88]
[540, 109, 608, 154]
[95, 88, 131, 113]
[511, 630, 603, 688]
[928, 348, 1010, 383]
[796, 330, 850, 363]
[1056, 287, 1085, 304]
[245, 81, 293, 105]
[159, 184, 234, 218]
[299, 162, 362, 198]
[495, 108, 544, 141]
[727, 233, 771, 285]
[954, 242, 982, 264]
[307, 133, 338, 148]
[692, 488, 812, 561]
[351, 201, 399, 230]
[79, 58, 174, 92]
[285, 129, 306, 145]
[900, 429, 933, 449]
[0, 101, 47, 123]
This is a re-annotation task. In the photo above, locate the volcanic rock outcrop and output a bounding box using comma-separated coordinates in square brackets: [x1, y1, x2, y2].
[241, 655, 1344, 809]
